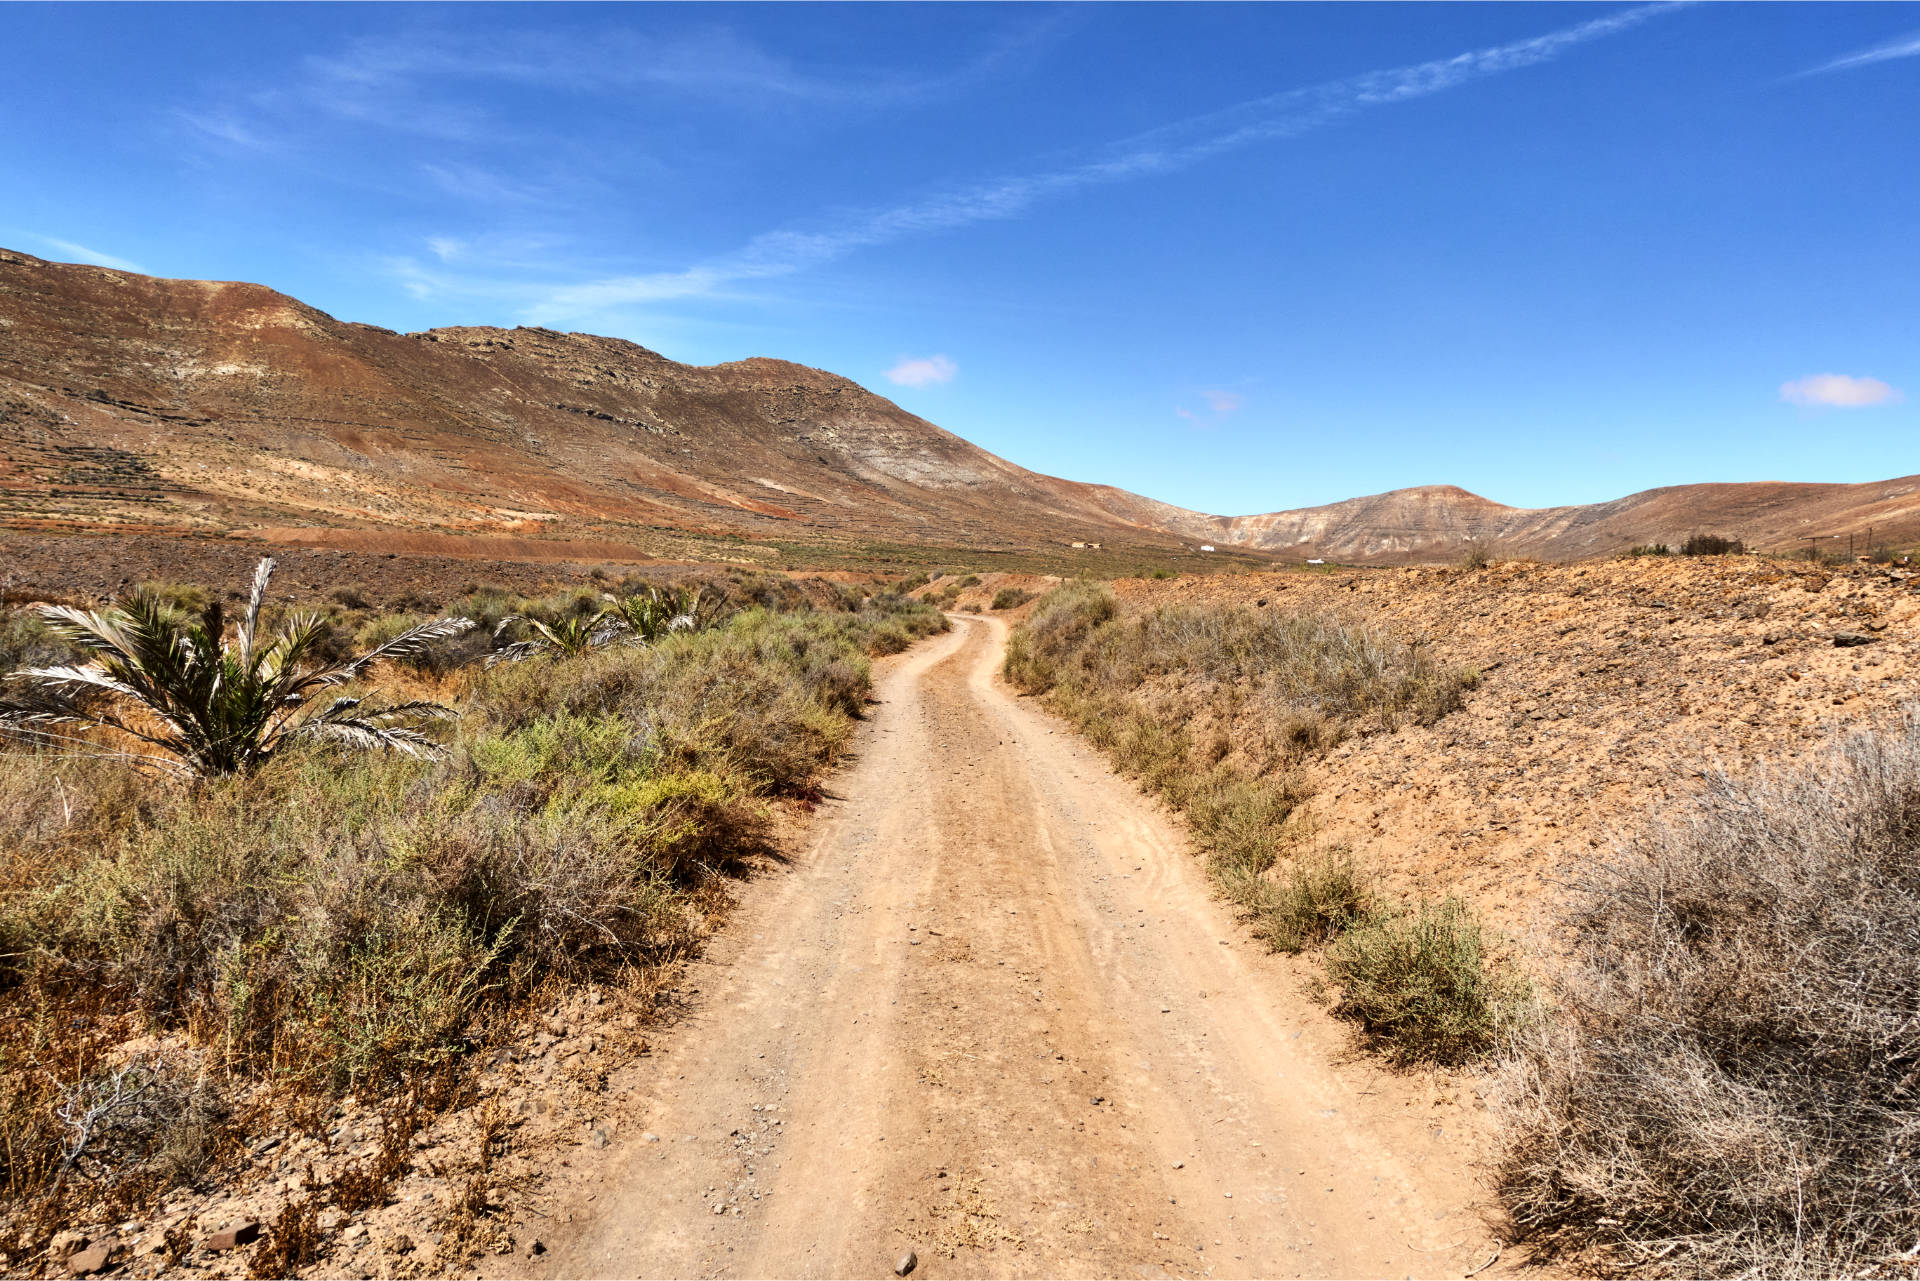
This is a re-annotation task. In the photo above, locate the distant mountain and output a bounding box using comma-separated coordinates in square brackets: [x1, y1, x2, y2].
[1, 247, 1912, 567]
[1160, 480, 1920, 562]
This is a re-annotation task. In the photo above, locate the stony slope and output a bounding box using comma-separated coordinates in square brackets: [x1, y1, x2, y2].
[3, 247, 1913, 568]
[0, 248, 1214, 566]
[1170, 480, 1920, 562]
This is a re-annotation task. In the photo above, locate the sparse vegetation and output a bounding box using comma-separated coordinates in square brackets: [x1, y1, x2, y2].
[989, 586, 1032, 610]
[1004, 582, 1505, 1063]
[1624, 542, 1670, 557]
[1324, 898, 1529, 1064]
[1259, 851, 1376, 953]
[0, 574, 945, 1247]
[1680, 532, 1744, 556]
[1495, 711, 1920, 1276]
[0, 558, 471, 776]
[1459, 542, 1492, 570]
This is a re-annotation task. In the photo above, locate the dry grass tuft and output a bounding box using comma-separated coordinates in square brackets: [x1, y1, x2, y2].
[1495, 709, 1920, 1276]
[1324, 898, 1529, 1065]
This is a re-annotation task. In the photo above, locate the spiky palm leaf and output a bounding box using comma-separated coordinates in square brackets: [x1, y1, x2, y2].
[485, 611, 615, 666]
[0, 557, 474, 775]
[606, 586, 706, 644]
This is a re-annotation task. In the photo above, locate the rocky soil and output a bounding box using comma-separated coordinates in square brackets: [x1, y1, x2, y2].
[1114, 554, 1920, 938]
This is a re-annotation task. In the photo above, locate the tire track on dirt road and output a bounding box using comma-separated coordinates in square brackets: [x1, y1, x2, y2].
[516, 614, 1490, 1279]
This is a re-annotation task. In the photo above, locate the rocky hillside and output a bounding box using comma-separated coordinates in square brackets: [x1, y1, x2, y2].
[1116, 556, 1920, 936]
[3, 247, 1913, 569]
[0, 248, 1221, 568]
[1171, 480, 1920, 563]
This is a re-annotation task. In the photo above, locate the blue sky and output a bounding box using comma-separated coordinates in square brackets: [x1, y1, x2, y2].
[4, 3, 1916, 515]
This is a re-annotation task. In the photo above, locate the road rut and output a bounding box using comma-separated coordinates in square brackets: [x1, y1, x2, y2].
[528, 614, 1488, 1279]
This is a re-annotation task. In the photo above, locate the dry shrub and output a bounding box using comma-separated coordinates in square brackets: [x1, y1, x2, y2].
[1007, 584, 1511, 1062]
[1007, 585, 1475, 740]
[1681, 532, 1745, 557]
[248, 1196, 322, 1278]
[0, 592, 947, 1231]
[1324, 898, 1528, 1065]
[1495, 710, 1920, 1276]
[1259, 851, 1375, 953]
[990, 587, 1032, 610]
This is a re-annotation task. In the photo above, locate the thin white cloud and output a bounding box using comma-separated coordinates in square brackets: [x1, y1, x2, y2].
[1796, 31, 1920, 77]
[885, 355, 957, 388]
[1780, 373, 1903, 409]
[28, 235, 145, 273]
[1202, 390, 1243, 414]
[184, 15, 1069, 167]
[522, 4, 1677, 325]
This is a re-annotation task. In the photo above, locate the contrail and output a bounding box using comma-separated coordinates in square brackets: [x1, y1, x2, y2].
[530, 4, 1679, 321]
[1793, 30, 1920, 78]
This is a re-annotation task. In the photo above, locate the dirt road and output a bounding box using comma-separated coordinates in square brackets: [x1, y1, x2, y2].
[525, 615, 1491, 1279]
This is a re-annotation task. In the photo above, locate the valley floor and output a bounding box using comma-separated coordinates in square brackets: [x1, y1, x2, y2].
[497, 615, 1491, 1280]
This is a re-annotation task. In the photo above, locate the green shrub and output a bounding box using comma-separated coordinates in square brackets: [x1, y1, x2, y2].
[2, 558, 470, 776]
[1259, 852, 1375, 953]
[1324, 897, 1527, 1064]
[1624, 542, 1670, 557]
[0, 582, 946, 1225]
[1681, 532, 1744, 556]
[990, 587, 1033, 610]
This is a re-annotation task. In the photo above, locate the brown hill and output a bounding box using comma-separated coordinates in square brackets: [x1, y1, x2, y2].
[1164, 479, 1920, 563]
[1, 247, 1913, 570]
[0, 248, 1226, 571]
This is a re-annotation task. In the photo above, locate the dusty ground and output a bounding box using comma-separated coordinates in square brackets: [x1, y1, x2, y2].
[480, 615, 1494, 1281]
[44, 554, 1912, 1280]
[0, 530, 742, 610]
[1112, 554, 1920, 940]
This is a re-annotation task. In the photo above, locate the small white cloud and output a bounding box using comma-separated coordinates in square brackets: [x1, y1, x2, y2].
[1780, 373, 1903, 409]
[30, 235, 144, 273]
[884, 355, 957, 388]
[1175, 406, 1196, 421]
[426, 237, 463, 262]
[1202, 389, 1243, 414]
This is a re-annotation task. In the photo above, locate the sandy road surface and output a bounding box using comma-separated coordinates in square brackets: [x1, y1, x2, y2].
[523, 615, 1490, 1279]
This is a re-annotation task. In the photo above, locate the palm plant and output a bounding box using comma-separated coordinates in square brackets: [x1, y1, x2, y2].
[606, 586, 707, 643]
[0, 558, 474, 776]
[486, 610, 616, 666]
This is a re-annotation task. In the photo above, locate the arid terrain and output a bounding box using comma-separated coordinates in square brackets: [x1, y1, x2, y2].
[37, 553, 1912, 1280]
[63, 614, 1496, 1281]
[5, 247, 1920, 1281]
[4, 249, 1916, 575]
[1099, 555, 1919, 935]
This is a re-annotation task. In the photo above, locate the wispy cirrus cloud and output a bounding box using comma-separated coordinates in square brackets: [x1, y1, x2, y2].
[511, 5, 1678, 327]
[25, 235, 144, 273]
[1201, 390, 1243, 414]
[180, 15, 1069, 160]
[884, 355, 958, 388]
[1794, 30, 1920, 78]
[1780, 373, 1903, 409]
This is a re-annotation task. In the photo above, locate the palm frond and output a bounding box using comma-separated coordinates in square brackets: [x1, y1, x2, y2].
[3, 557, 474, 774]
[233, 556, 276, 668]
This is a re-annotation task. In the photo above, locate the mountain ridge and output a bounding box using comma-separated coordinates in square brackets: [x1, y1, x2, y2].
[2, 248, 1913, 567]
